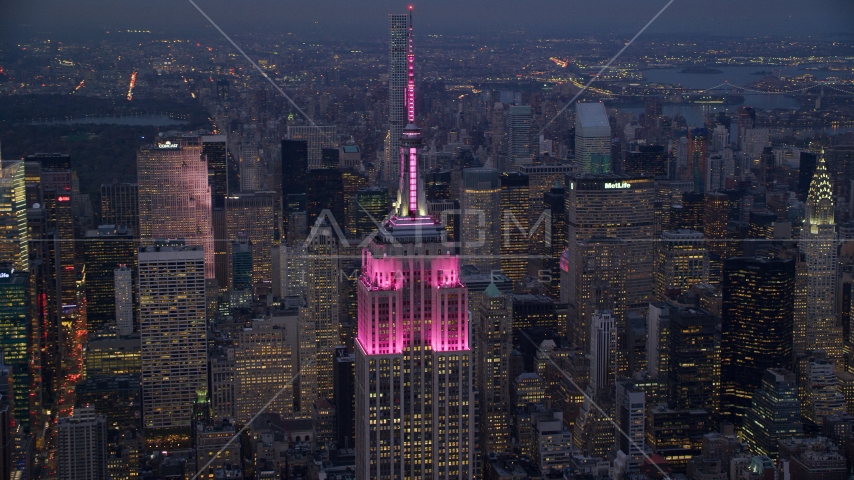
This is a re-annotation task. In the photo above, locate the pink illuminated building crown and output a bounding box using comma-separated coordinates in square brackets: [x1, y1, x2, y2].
[357, 10, 469, 355]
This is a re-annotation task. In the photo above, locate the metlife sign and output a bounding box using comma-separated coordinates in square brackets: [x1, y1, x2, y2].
[604, 182, 631, 189]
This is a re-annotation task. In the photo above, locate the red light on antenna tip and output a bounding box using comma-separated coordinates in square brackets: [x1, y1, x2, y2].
[409, 5, 413, 9]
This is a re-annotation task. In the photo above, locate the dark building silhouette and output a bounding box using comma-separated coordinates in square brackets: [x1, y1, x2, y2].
[721, 257, 795, 428]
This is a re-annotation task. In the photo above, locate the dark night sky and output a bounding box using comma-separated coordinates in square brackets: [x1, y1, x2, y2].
[1, 0, 852, 42]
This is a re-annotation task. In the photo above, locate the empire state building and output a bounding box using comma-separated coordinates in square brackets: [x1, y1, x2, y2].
[354, 9, 475, 479]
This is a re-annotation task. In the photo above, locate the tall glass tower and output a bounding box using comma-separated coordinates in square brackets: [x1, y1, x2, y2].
[385, 13, 409, 183]
[355, 12, 474, 478]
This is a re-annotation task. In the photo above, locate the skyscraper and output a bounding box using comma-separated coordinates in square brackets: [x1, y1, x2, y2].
[508, 105, 533, 169]
[82, 225, 135, 334]
[797, 156, 841, 364]
[688, 128, 708, 193]
[742, 368, 802, 459]
[385, 13, 408, 183]
[57, 405, 108, 480]
[564, 174, 654, 310]
[590, 311, 617, 394]
[100, 182, 139, 238]
[139, 245, 207, 435]
[137, 139, 215, 278]
[235, 318, 294, 424]
[655, 229, 709, 299]
[238, 144, 263, 192]
[0, 268, 28, 430]
[202, 134, 228, 208]
[575, 103, 611, 173]
[476, 283, 511, 456]
[355, 15, 474, 477]
[114, 265, 133, 336]
[281, 139, 308, 197]
[225, 192, 276, 289]
[0, 161, 28, 271]
[499, 172, 529, 282]
[564, 238, 627, 350]
[721, 256, 795, 427]
[287, 126, 337, 170]
[461, 168, 501, 275]
[667, 304, 719, 412]
[298, 223, 339, 411]
[625, 145, 668, 177]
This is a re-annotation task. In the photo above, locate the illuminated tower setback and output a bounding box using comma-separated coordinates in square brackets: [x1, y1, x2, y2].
[355, 12, 474, 479]
[796, 155, 842, 363]
[137, 139, 215, 279]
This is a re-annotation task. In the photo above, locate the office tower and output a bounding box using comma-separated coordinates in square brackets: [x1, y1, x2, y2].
[83, 225, 135, 334]
[721, 257, 795, 427]
[230, 236, 252, 306]
[542, 183, 566, 298]
[742, 369, 801, 459]
[333, 347, 355, 448]
[281, 140, 308, 198]
[113, 266, 133, 336]
[306, 168, 345, 233]
[0, 161, 28, 271]
[30, 153, 76, 305]
[803, 357, 846, 426]
[342, 169, 370, 237]
[0, 269, 28, 430]
[797, 156, 842, 363]
[355, 16, 474, 476]
[508, 105, 533, 168]
[100, 182, 139, 237]
[688, 128, 708, 193]
[590, 311, 617, 393]
[491, 102, 504, 168]
[575, 103, 611, 174]
[564, 238, 627, 350]
[706, 153, 725, 192]
[137, 139, 215, 278]
[655, 229, 709, 299]
[667, 305, 719, 412]
[195, 419, 240, 478]
[614, 381, 646, 474]
[238, 144, 263, 192]
[139, 245, 207, 434]
[354, 187, 389, 238]
[461, 168, 501, 274]
[202, 135, 228, 208]
[321, 147, 340, 169]
[209, 347, 235, 422]
[235, 319, 294, 424]
[298, 224, 339, 411]
[565, 174, 654, 311]
[225, 192, 276, 289]
[519, 164, 573, 231]
[385, 13, 408, 182]
[499, 172, 529, 282]
[211, 206, 228, 292]
[710, 124, 729, 152]
[0, 394, 9, 480]
[799, 152, 819, 200]
[737, 107, 755, 151]
[57, 405, 108, 480]
[287, 126, 337, 170]
[476, 283, 511, 456]
[704, 193, 729, 260]
[625, 145, 667, 177]
[511, 294, 559, 337]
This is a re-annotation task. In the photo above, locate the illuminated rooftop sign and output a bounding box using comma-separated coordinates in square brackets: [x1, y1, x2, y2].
[157, 141, 179, 149]
[604, 182, 630, 189]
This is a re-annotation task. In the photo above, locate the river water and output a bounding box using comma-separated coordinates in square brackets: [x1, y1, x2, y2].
[30, 115, 189, 126]
[617, 65, 849, 127]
